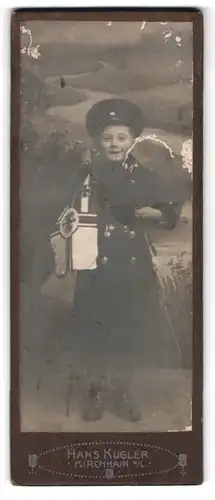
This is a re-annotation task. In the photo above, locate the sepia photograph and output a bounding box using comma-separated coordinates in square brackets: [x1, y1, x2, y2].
[19, 19, 193, 433]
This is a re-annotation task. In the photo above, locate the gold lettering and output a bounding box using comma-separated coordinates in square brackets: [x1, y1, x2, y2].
[104, 448, 112, 460]
[74, 460, 83, 468]
[67, 448, 76, 460]
[87, 461, 94, 468]
[141, 451, 148, 459]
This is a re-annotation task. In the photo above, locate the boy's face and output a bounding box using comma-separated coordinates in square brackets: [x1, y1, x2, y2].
[99, 125, 134, 162]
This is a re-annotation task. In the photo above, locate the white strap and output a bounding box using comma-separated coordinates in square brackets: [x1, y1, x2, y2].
[81, 174, 90, 213]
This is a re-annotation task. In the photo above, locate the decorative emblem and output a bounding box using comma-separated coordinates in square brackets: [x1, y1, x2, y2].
[25, 442, 184, 481]
[178, 453, 187, 476]
[59, 208, 79, 238]
[20, 25, 41, 59]
[28, 454, 37, 475]
[105, 468, 114, 479]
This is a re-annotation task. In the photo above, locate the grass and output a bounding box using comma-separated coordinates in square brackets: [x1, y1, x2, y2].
[69, 67, 181, 94]
[155, 255, 192, 368]
[47, 86, 88, 107]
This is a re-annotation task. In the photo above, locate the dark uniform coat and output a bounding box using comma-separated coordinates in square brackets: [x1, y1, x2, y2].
[22, 140, 190, 378]
[63, 149, 190, 376]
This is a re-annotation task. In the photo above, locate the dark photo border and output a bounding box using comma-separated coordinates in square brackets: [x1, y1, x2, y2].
[10, 8, 203, 485]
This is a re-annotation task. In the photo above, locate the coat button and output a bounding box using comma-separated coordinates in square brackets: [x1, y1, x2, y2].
[129, 230, 136, 238]
[101, 256, 108, 264]
[131, 257, 136, 265]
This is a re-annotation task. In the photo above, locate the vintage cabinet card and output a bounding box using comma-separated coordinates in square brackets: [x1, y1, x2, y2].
[11, 8, 203, 485]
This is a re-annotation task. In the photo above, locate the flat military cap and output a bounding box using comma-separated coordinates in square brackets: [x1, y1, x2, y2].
[86, 98, 144, 138]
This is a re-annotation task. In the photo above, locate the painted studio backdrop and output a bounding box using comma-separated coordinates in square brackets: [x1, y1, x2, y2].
[19, 21, 193, 432]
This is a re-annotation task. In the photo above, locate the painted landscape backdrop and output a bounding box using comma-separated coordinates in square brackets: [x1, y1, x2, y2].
[20, 22, 193, 432]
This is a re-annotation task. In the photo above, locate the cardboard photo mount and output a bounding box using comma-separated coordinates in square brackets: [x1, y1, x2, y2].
[11, 8, 203, 486]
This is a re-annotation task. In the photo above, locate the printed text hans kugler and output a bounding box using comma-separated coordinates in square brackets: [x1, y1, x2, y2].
[67, 447, 149, 469]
